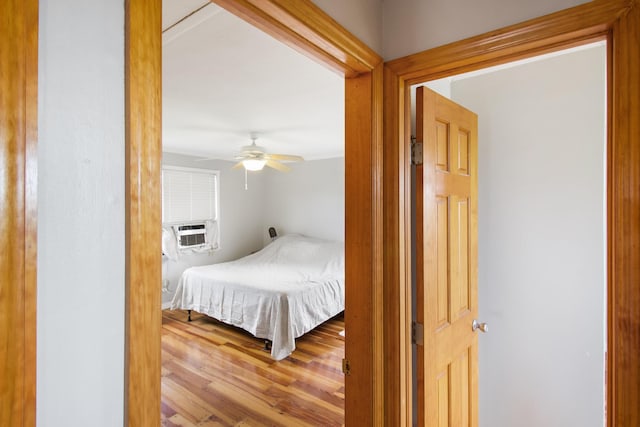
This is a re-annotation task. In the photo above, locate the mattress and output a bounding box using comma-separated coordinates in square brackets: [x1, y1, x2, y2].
[170, 234, 345, 360]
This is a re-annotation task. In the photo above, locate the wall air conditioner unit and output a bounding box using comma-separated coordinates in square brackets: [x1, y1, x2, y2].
[174, 223, 208, 249]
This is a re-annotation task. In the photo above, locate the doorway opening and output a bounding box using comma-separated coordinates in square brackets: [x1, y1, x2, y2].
[126, 0, 384, 424]
[410, 42, 607, 426]
[160, 1, 346, 424]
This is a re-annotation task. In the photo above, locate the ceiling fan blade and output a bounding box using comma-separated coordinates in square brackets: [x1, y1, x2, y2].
[232, 161, 244, 169]
[265, 159, 291, 172]
[195, 157, 216, 162]
[267, 153, 304, 162]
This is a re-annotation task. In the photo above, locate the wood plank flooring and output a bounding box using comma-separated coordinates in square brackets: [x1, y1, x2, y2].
[161, 310, 345, 426]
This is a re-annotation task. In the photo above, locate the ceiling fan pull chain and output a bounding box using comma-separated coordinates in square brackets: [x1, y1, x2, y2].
[244, 168, 248, 190]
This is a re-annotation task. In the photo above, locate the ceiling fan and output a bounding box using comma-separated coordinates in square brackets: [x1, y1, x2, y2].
[233, 137, 303, 172]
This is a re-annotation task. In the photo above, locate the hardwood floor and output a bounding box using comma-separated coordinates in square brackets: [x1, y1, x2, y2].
[161, 310, 345, 426]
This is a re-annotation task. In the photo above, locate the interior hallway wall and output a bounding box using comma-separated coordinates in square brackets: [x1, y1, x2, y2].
[311, 0, 382, 54]
[382, 0, 590, 59]
[450, 45, 606, 427]
[37, 0, 125, 425]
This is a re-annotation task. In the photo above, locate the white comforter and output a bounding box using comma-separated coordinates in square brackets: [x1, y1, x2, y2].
[170, 234, 345, 360]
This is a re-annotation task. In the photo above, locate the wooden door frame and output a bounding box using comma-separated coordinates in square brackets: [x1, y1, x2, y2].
[125, 0, 384, 426]
[1, 0, 38, 426]
[383, 0, 640, 425]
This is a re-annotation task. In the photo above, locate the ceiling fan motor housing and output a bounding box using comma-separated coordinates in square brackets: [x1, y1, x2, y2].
[238, 141, 266, 158]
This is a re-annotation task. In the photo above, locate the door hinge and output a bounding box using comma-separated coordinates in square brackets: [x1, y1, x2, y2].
[342, 358, 351, 375]
[411, 139, 423, 165]
[412, 321, 424, 345]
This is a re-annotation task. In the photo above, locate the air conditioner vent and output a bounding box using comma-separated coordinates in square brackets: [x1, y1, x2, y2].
[177, 224, 205, 231]
[175, 223, 208, 249]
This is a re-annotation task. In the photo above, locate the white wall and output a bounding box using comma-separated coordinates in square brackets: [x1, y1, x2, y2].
[449, 45, 606, 427]
[382, 0, 590, 59]
[312, 0, 383, 54]
[262, 157, 345, 244]
[311, 1, 595, 60]
[37, 1, 124, 426]
[161, 153, 267, 304]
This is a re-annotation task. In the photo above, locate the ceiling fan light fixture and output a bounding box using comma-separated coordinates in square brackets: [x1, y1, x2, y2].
[242, 159, 266, 171]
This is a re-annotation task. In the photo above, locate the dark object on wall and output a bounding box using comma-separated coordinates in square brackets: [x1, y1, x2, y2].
[268, 227, 277, 239]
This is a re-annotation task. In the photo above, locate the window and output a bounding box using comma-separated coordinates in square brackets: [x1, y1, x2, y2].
[162, 166, 220, 251]
[162, 166, 219, 223]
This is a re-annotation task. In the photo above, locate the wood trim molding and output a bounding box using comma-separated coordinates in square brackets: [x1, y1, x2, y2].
[609, 4, 640, 425]
[211, 0, 382, 77]
[343, 63, 385, 426]
[125, 0, 163, 425]
[371, 63, 385, 427]
[386, 0, 631, 83]
[1, 0, 38, 425]
[345, 68, 378, 426]
[24, 3, 39, 424]
[383, 66, 412, 426]
[383, 0, 639, 425]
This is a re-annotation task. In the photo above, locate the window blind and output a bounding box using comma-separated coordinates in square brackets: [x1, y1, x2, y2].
[162, 167, 219, 224]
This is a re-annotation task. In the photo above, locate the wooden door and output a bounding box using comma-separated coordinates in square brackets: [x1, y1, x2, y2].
[415, 86, 479, 426]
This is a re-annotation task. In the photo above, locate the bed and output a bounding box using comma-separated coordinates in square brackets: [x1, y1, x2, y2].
[169, 234, 345, 360]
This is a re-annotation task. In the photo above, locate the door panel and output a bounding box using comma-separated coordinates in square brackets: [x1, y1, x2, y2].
[416, 86, 478, 427]
[435, 196, 449, 329]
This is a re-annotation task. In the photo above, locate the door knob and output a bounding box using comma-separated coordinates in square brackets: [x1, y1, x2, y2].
[472, 319, 488, 333]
